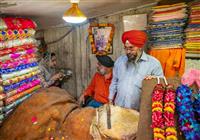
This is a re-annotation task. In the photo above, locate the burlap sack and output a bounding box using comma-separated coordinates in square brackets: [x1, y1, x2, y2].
[136, 77, 185, 140]
[0, 87, 114, 140]
[90, 105, 139, 140]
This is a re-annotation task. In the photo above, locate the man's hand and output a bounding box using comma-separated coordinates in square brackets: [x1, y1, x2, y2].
[51, 73, 62, 81]
[144, 75, 156, 80]
[78, 94, 85, 105]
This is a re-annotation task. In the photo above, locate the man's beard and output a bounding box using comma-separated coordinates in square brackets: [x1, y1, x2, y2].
[127, 50, 142, 63]
[97, 68, 106, 75]
[127, 54, 137, 63]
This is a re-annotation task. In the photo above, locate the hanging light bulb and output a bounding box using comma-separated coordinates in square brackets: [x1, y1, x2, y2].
[63, 0, 87, 24]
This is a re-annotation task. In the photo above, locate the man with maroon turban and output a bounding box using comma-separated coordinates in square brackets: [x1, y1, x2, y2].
[109, 30, 163, 110]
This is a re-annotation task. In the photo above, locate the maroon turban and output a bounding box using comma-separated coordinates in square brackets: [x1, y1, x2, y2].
[122, 30, 147, 48]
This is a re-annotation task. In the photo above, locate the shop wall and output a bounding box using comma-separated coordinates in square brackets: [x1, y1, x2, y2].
[43, 4, 155, 98]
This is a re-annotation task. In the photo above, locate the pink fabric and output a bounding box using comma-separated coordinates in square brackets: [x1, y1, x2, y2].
[17, 79, 40, 93]
[152, 14, 186, 22]
[1, 58, 37, 69]
[181, 69, 200, 88]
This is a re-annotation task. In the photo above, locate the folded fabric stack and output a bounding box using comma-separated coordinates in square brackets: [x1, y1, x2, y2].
[184, 1, 200, 55]
[0, 17, 41, 124]
[148, 3, 187, 49]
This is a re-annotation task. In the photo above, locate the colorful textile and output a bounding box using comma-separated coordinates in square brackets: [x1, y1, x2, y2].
[0, 38, 37, 50]
[0, 101, 3, 107]
[121, 30, 147, 48]
[3, 75, 38, 93]
[152, 3, 187, 12]
[0, 48, 37, 62]
[5, 85, 41, 105]
[0, 17, 37, 30]
[0, 44, 36, 57]
[0, 93, 6, 100]
[3, 94, 32, 112]
[6, 79, 40, 98]
[0, 53, 36, 68]
[1, 66, 39, 80]
[148, 3, 186, 50]
[0, 58, 37, 70]
[2, 69, 40, 86]
[0, 29, 35, 41]
[0, 62, 38, 74]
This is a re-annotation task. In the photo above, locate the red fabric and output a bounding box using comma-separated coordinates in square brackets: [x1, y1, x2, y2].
[122, 30, 147, 48]
[2, 17, 36, 30]
[0, 44, 36, 56]
[84, 72, 112, 104]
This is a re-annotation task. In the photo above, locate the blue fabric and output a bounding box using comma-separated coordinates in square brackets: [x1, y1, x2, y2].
[0, 62, 38, 74]
[149, 19, 187, 25]
[87, 99, 103, 108]
[3, 75, 38, 92]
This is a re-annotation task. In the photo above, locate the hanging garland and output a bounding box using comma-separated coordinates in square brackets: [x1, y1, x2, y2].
[152, 84, 165, 140]
[176, 85, 200, 140]
[164, 85, 177, 140]
[151, 78, 177, 140]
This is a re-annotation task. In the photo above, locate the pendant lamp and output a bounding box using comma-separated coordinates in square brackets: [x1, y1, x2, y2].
[63, 0, 87, 24]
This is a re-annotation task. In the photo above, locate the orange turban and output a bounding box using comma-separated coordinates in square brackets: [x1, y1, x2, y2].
[122, 30, 147, 48]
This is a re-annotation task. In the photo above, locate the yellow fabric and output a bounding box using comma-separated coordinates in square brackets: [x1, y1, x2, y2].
[153, 3, 186, 9]
[90, 104, 139, 140]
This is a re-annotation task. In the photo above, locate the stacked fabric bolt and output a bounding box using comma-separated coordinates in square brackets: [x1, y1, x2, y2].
[184, 1, 200, 55]
[0, 17, 41, 123]
[147, 3, 187, 49]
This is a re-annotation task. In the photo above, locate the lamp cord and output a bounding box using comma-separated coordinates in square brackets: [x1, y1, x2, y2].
[46, 26, 75, 45]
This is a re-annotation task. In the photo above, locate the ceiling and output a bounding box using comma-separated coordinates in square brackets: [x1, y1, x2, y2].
[0, 0, 157, 29]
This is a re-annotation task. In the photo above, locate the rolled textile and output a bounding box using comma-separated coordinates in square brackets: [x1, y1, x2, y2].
[0, 93, 6, 101]
[0, 100, 4, 107]
[3, 94, 32, 113]
[0, 18, 7, 31]
[5, 84, 41, 105]
[185, 28, 200, 32]
[0, 62, 38, 74]
[2, 69, 40, 86]
[0, 101, 3, 107]
[0, 38, 37, 50]
[185, 38, 200, 43]
[152, 44, 183, 49]
[0, 107, 3, 114]
[3, 75, 38, 93]
[6, 79, 41, 98]
[152, 3, 187, 12]
[152, 9, 187, 18]
[0, 17, 37, 30]
[188, 24, 200, 28]
[0, 87, 3, 93]
[0, 44, 36, 57]
[1, 66, 39, 81]
[152, 14, 187, 22]
[153, 7, 184, 15]
[0, 53, 36, 68]
[0, 114, 4, 121]
[0, 29, 36, 41]
[0, 58, 37, 70]
[0, 48, 37, 62]
[4, 109, 13, 117]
